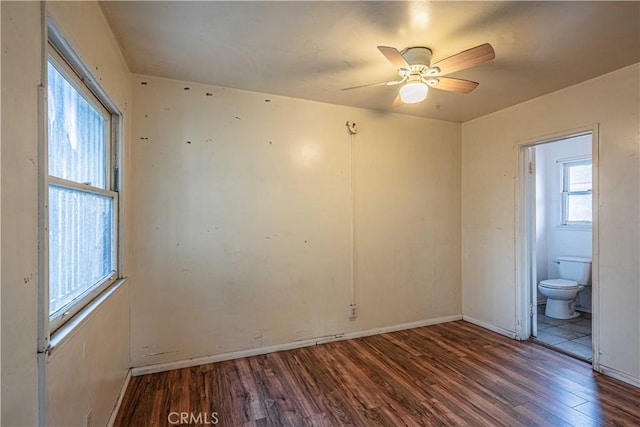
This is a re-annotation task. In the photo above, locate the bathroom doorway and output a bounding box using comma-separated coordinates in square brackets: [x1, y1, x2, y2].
[517, 127, 599, 366]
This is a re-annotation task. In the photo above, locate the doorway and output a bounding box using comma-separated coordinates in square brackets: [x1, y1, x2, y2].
[516, 127, 599, 366]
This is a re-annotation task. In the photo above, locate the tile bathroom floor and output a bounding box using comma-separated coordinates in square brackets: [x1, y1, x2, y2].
[535, 305, 592, 361]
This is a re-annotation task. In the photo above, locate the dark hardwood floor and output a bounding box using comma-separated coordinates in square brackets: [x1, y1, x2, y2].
[115, 321, 640, 426]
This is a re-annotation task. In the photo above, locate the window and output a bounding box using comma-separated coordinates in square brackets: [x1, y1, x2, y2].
[47, 47, 119, 332]
[561, 159, 592, 227]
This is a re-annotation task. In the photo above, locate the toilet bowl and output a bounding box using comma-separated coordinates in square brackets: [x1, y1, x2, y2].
[538, 256, 591, 320]
[538, 279, 584, 319]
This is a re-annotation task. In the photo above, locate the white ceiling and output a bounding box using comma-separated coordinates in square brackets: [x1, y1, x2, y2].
[101, 1, 640, 123]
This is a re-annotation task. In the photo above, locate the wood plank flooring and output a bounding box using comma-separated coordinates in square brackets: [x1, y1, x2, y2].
[115, 321, 640, 426]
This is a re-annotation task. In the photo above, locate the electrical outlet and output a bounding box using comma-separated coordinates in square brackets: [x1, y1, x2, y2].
[84, 409, 92, 427]
[348, 304, 357, 320]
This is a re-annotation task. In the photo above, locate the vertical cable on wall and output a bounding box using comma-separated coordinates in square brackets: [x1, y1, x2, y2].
[345, 120, 358, 317]
[349, 132, 355, 308]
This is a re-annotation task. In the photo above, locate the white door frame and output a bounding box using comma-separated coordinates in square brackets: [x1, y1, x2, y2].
[514, 124, 600, 371]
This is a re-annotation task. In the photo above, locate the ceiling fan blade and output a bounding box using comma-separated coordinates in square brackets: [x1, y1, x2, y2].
[430, 77, 479, 94]
[431, 43, 495, 75]
[341, 80, 404, 91]
[378, 46, 410, 70]
[392, 94, 404, 107]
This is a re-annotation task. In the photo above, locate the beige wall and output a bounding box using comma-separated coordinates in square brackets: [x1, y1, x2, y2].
[462, 64, 640, 383]
[1, 2, 42, 425]
[46, 284, 129, 427]
[1, 2, 132, 425]
[129, 75, 461, 367]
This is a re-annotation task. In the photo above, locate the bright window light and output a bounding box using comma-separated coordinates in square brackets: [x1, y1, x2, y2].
[47, 47, 119, 332]
[561, 159, 592, 226]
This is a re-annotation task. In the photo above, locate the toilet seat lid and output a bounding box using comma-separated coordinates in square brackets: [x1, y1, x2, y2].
[540, 279, 579, 289]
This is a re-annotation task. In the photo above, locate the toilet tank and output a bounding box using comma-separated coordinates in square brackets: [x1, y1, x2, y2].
[556, 256, 592, 285]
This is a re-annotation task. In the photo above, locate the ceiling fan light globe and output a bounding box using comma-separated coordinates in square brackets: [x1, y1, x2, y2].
[400, 82, 428, 103]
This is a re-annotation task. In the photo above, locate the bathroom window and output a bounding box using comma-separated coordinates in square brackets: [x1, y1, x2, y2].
[561, 159, 592, 227]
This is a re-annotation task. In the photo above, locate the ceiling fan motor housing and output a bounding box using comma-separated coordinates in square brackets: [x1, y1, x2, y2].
[401, 47, 432, 68]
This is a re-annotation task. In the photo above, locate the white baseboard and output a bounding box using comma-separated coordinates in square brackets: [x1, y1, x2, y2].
[462, 315, 517, 339]
[131, 314, 463, 376]
[107, 368, 132, 427]
[599, 365, 640, 388]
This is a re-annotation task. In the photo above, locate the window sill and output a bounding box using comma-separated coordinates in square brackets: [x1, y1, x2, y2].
[557, 224, 592, 231]
[47, 278, 127, 360]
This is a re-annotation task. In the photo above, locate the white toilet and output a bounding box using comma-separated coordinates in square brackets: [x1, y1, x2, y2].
[538, 256, 592, 319]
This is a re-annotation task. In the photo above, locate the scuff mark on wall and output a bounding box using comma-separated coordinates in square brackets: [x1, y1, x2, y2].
[145, 351, 181, 357]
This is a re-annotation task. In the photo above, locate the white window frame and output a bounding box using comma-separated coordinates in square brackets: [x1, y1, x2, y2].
[561, 157, 592, 228]
[46, 32, 122, 334]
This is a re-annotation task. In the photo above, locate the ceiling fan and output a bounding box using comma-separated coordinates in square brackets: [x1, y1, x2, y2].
[343, 43, 495, 106]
